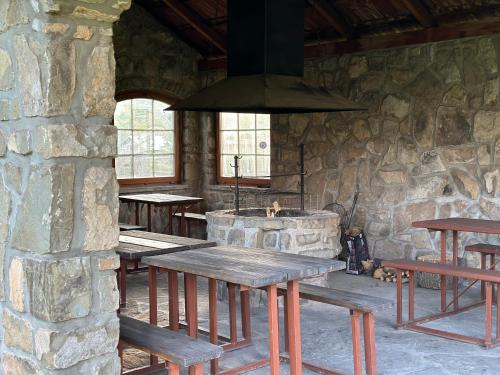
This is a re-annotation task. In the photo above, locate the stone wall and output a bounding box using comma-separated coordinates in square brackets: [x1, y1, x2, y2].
[0, 0, 129, 373]
[114, 4, 203, 233]
[271, 35, 500, 265]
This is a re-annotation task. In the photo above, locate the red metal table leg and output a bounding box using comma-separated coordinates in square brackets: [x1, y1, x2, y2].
[497, 285, 500, 341]
[396, 271, 403, 325]
[209, 278, 219, 375]
[363, 312, 377, 375]
[408, 270, 415, 321]
[286, 280, 303, 375]
[169, 363, 180, 375]
[267, 284, 280, 375]
[228, 283, 238, 344]
[485, 282, 492, 346]
[452, 230, 459, 310]
[350, 310, 363, 375]
[148, 266, 158, 365]
[440, 230, 447, 312]
[168, 270, 180, 331]
[179, 205, 186, 236]
[119, 259, 128, 308]
[241, 289, 252, 340]
[481, 253, 487, 299]
[184, 273, 198, 375]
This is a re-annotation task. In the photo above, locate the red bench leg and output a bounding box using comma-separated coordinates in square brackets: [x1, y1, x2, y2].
[267, 285, 280, 375]
[363, 312, 377, 375]
[396, 271, 403, 325]
[486, 282, 493, 346]
[168, 271, 180, 331]
[228, 283, 238, 344]
[241, 289, 252, 340]
[119, 259, 128, 308]
[209, 279, 219, 375]
[169, 363, 180, 375]
[351, 310, 363, 375]
[481, 254, 487, 300]
[408, 270, 415, 321]
[497, 285, 500, 341]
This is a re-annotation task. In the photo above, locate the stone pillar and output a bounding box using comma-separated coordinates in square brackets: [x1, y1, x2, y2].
[0, 0, 130, 373]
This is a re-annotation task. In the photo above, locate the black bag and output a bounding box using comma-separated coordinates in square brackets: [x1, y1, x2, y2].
[345, 232, 370, 275]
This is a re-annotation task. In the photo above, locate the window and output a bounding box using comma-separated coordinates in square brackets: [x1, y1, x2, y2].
[114, 96, 180, 185]
[217, 113, 271, 185]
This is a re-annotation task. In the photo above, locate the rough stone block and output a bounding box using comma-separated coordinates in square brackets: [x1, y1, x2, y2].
[97, 275, 119, 312]
[4, 162, 22, 193]
[451, 169, 480, 199]
[34, 318, 119, 369]
[3, 309, 33, 353]
[393, 201, 437, 234]
[0, 0, 29, 32]
[474, 111, 500, 143]
[26, 257, 91, 322]
[0, 130, 6, 156]
[9, 257, 26, 312]
[0, 48, 13, 90]
[12, 164, 74, 254]
[74, 25, 95, 40]
[98, 254, 120, 270]
[36, 124, 117, 159]
[82, 167, 119, 252]
[2, 353, 41, 375]
[381, 95, 409, 119]
[7, 130, 32, 155]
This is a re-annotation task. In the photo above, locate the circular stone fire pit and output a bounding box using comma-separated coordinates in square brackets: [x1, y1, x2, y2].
[207, 208, 341, 259]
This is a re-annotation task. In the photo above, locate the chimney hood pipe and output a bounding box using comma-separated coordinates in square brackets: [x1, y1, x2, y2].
[170, 0, 365, 114]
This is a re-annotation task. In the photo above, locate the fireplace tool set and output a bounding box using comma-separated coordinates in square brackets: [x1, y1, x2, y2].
[230, 143, 307, 215]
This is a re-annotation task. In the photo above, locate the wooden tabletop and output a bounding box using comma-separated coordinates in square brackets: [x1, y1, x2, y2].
[413, 218, 500, 235]
[116, 241, 190, 260]
[119, 193, 204, 205]
[122, 230, 217, 249]
[142, 245, 345, 288]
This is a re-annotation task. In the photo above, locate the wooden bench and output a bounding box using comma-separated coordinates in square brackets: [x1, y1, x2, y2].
[119, 315, 223, 375]
[277, 283, 394, 375]
[174, 212, 206, 237]
[119, 223, 147, 231]
[383, 259, 500, 348]
[465, 243, 500, 298]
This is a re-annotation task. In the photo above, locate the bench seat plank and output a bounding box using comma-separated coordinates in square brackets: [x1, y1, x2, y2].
[116, 242, 190, 260]
[174, 212, 207, 221]
[465, 243, 500, 255]
[119, 316, 222, 367]
[122, 230, 216, 249]
[383, 259, 500, 283]
[277, 283, 394, 313]
[119, 223, 147, 231]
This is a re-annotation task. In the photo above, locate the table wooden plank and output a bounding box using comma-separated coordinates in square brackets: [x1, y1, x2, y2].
[142, 246, 345, 287]
[119, 235, 190, 249]
[116, 242, 190, 260]
[119, 193, 203, 205]
[123, 230, 217, 249]
[413, 218, 500, 235]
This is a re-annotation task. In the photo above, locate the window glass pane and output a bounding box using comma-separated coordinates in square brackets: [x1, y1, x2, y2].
[133, 155, 154, 178]
[238, 131, 255, 154]
[257, 156, 270, 176]
[256, 130, 270, 155]
[220, 113, 237, 130]
[220, 131, 238, 155]
[134, 131, 153, 154]
[154, 101, 174, 130]
[154, 131, 174, 153]
[133, 99, 153, 130]
[115, 156, 133, 179]
[221, 155, 234, 177]
[154, 155, 174, 177]
[115, 100, 131, 129]
[117, 130, 132, 155]
[239, 156, 256, 177]
[256, 114, 270, 129]
[239, 114, 255, 130]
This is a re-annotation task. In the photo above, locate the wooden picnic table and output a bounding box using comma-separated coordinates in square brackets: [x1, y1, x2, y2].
[117, 232, 216, 308]
[142, 246, 345, 375]
[119, 193, 204, 235]
[413, 218, 500, 312]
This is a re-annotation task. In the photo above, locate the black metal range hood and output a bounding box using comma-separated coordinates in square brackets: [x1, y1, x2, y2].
[170, 0, 365, 114]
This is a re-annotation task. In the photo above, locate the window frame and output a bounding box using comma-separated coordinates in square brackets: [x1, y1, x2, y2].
[215, 113, 271, 187]
[114, 90, 182, 186]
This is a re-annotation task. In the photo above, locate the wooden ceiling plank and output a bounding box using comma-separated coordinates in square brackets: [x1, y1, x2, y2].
[400, 0, 436, 28]
[308, 0, 356, 39]
[199, 20, 500, 71]
[162, 0, 227, 53]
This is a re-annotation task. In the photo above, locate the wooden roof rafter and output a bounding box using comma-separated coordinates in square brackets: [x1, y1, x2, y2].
[161, 0, 227, 54]
[400, 0, 437, 28]
[308, 0, 356, 39]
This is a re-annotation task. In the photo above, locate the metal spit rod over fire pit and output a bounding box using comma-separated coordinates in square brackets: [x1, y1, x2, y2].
[232, 143, 307, 215]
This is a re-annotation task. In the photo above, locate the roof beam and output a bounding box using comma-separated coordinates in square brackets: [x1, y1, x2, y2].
[308, 0, 356, 39]
[161, 0, 226, 53]
[400, 0, 436, 28]
[199, 20, 500, 71]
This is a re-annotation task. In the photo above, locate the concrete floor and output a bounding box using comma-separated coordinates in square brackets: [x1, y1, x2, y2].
[121, 271, 500, 375]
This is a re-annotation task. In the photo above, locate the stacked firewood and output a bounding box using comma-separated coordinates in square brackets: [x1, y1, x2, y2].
[361, 260, 409, 283]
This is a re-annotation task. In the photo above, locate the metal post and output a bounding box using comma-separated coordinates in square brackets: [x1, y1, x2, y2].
[299, 143, 305, 211]
[234, 155, 240, 215]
